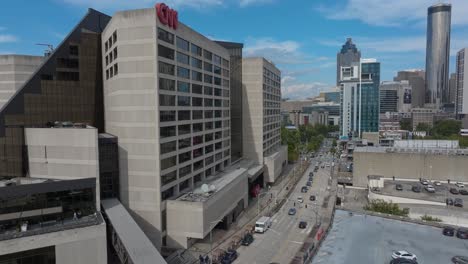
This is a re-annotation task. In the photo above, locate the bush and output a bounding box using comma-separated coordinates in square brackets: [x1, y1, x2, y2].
[420, 214, 442, 222]
[364, 199, 409, 216]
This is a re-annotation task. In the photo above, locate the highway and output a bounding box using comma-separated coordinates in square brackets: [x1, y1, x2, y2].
[234, 141, 335, 264]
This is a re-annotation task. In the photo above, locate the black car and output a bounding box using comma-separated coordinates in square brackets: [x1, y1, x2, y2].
[412, 186, 421, 193]
[396, 184, 403, 191]
[460, 189, 468, 195]
[450, 188, 460, 195]
[298, 221, 307, 229]
[308, 176, 313, 181]
[390, 259, 418, 264]
[455, 198, 464, 208]
[309, 172, 314, 177]
[241, 233, 254, 246]
[452, 256, 468, 264]
[309, 195, 316, 201]
[447, 198, 454, 206]
[306, 181, 312, 187]
[301, 186, 308, 193]
[443, 226, 455, 236]
[221, 249, 238, 264]
[457, 228, 468, 239]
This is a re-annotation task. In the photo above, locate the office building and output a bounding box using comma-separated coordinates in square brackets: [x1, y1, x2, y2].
[449, 73, 456, 104]
[336, 38, 361, 85]
[0, 55, 43, 109]
[394, 69, 425, 108]
[339, 59, 380, 137]
[302, 102, 340, 126]
[425, 3, 451, 108]
[323, 89, 340, 103]
[411, 108, 437, 130]
[456, 48, 468, 117]
[379, 81, 412, 114]
[242, 57, 287, 183]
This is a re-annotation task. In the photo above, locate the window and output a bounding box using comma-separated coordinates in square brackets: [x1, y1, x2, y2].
[113, 48, 118, 60]
[214, 65, 222, 75]
[179, 137, 191, 150]
[179, 178, 190, 190]
[70, 45, 79, 56]
[158, 45, 175, 60]
[160, 94, 175, 106]
[192, 71, 203, 82]
[191, 43, 202, 56]
[205, 156, 214, 166]
[205, 144, 214, 154]
[193, 110, 203, 119]
[177, 52, 189, 65]
[159, 78, 175, 91]
[106, 70, 109, 80]
[161, 141, 177, 154]
[177, 37, 189, 51]
[222, 58, 229, 68]
[179, 151, 191, 164]
[223, 69, 229, 78]
[214, 55, 221, 65]
[113, 31, 117, 43]
[193, 123, 203, 133]
[215, 131, 222, 140]
[158, 28, 174, 44]
[214, 99, 222, 107]
[179, 165, 192, 178]
[161, 156, 177, 170]
[193, 135, 203, 145]
[205, 122, 213, 130]
[192, 84, 203, 94]
[160, 111, 176, 122]
[214, 77, 221, 86]
[177, 67, 190, 79]
[205, 133, 213, 142]
[162, 187, 175, 201]
[204, 74, 213, 84]
[223, 79, 229, 88]
[161, 171, 177, 185]
[204, 62, 213, 72]
[160, 126, 176, 138]
[205, 110, 213, 119]
[177, 81, 190, 93]
[178, 124, 191, 135]
[215, 110, 222, 118]
[215, 121, 222, 129]
[214, 88, 222, 97]
[192, 97, 203, 107]
[159, 61, 175, 75]
[204, 50, 212, 60]
[194, 173, 202, 184]
[204, 86, 213, 95]
[114, 64, 118, 75]
[178, 110, 191, 121]
[191, 57, 202, 69]
[178, 96, 191, 106]
[194, 148, 204, 160]
[204, 98, 213, 107]
[223, 90, 230, 98]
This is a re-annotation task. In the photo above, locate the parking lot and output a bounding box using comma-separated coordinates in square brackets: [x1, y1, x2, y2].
[312, 210, 468, 264]
[382, 180, 468, 205]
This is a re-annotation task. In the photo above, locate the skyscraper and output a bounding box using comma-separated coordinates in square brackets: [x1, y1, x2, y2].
[456, 48, 468, 117]
[425, 3, 451, 108]
[336, 38, 361, 86]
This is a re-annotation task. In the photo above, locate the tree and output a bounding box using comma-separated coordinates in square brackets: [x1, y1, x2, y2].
[399, 119, 412, 131]
[431, 120, 461, 138]
[415, 123, 431, 133]
[332, 139, 337, 147]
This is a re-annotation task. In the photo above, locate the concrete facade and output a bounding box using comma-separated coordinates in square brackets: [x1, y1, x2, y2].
[379, 81, 412, 114]
[394, 70, 426, 108]
[456, 48, 468, 116]
[264, 145, 288, 183]
[0, 55, 43, 109]
[102, 7, 231, 248]
[411, 108, 437, 129]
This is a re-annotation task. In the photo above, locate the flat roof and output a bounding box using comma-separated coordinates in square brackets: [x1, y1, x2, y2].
[355, 146, 468, 155]
[101, 199, 166, 264]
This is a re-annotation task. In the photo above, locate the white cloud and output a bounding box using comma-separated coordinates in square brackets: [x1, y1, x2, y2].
[318, 0, 468, 27]
[0, 34, 17, 43]
[282, 82, 331, 100]
[61, 0, 223, 11]
[239, 0, 274, 7]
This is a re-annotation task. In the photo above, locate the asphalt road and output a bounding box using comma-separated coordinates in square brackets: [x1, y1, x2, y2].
[234, 145, 335, 264]
[313, 210, 468, 264]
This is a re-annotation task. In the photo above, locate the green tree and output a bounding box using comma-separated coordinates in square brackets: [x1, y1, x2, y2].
[332, 139, 337, 147]
[432, 120, 461, 138]
[415, 123, 431, 133]
[399, 119, 412, 131]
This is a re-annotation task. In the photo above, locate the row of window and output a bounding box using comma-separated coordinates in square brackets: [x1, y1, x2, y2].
[160, 110, 228, 122]
[105, 64, 119, 80]
[158, 61, 229, 87]
[160, 124, 229, 138]
[161, 145, 229, 172]
[159, 78, 230, 97]
[159, 94, 229, 107]
[104, 31, 117, 52]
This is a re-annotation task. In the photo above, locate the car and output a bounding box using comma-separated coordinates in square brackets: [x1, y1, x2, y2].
[457, 228, 468, 239]
[392, 251, 417, 261]
[309, 172, 313, 177]
[456, 182, 465, 188]
[452, 256, 468, 264]
[411, 186, 421, 193]
[396, 184, 403, 191]
[301, 186, 308, 193]
[447, 198, 454, 206]
[443, 226, 455, 236]
[306, 181, 312, 187]
[241, 233, 254, 246]
[460, 189, 468, 195]
[221, 249, 238, 264]
[321, 165, 324, 168]
[309, 195, 316, 201]
[454, 198, 463, 208]
[308, 176, 313, 182]
[434, 181, 441, 186]
[297, 197, 304, 203]
[420, 179, 429, 185]
[298, 221, 307, 229]
[288, 208, 297, 215]
[450, 188, 460, 195]
[425, 185, 435, 193]
[390, 259, 418, 264]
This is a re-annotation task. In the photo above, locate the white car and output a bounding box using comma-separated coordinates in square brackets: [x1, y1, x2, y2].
[420, 179, 429, 185]
[392, 251, 417, 261]
[433, 181, 441, 186]
[456, 182, 465, 188]
[297, 197, 304, 203]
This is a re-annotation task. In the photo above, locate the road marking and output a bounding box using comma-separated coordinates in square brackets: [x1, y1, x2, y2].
[289, 240, 304, 245]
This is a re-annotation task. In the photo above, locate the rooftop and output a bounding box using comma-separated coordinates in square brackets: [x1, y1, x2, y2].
[355, 146, 468, 155]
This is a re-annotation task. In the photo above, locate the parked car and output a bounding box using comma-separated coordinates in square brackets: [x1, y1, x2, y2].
[420, 179, 429, 185]
[434, 181, 441, 186]
[301, 186, 308, 193]
[454, 198, 464, 208]
[392, 251, 417, 261]
[390, 259, 418, 264]
[450, 188, 460, 195]
[443, 226, 455, 236]
[452, 256, 468, 264]
[460, 189, 468, 195]
[425, 185, 435, 193]
[306, 181, 312, 187]
[412, 186, 421, 193]
[309, 172, 313, 177]
[288, 208, 297, 215]
[446, 198, 454, 206]
[241, 233, 254, 246]
[309, 195, 316, 201]
[308, 176, 313, 182]
[396, 184, 403, 191]
[456, 182, 465, 188]
[221, 249, 238, 264]
[297, 197, 304, 203]
[457, 228, 468, 239]
[298, 221, 307, 229]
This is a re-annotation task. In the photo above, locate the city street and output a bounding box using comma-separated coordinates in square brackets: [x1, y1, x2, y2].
[234, 145, 335, 264]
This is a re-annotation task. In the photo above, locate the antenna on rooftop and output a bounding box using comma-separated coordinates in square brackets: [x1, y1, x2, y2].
[35, 43, 54, 57]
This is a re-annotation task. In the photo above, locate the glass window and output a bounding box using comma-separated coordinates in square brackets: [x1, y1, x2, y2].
[178, 110, 191, 121]
[214, 99, 222, 107]
[214, 77, 221, 86]
[204, 86, 213, 95]
[192, 97, 203, 107]
[179, 151, 191, 164]
[179, 165, 192, 178]
[177, 52, 189, 65]
[178, 124, 191, 135]
[204, 74, 213, 84]
[177, 66, 190, 79]
[215, 110, 222, 118]
[193, 135, 203, 145]
[177, 81, 190, 93]
[192, 71, 203, 82]
[205, 121, 213, 130]
[162, 186, 175, 200]
[160, 111, 176, 122]
[160, 126, 176, 138]
[178, 96, 191, 106]
[191, 43, 202, 56]
[215, 131, 222, 139]
[205, 156, 213, 166]
[161, 141, 176, 154]
[222, 58, 229, 68]
[159, 61, 175, 75]
[191, 57, 202, 69]
[223, 90, 229, 98]
[160, 94, 175, 106]
[204, 50, 212, 60]
[179, 137, 191, 150]
[193, 110, 203, 119]
[158, 44, 174, 60]
[214, 65, 222, 75]
[204, 98, 213, 107]
[205, 133, 213, 142]
[192, 84, 203, 94]
[214, 88, 222, 97]
[162, 170, 177, 185]
[194, 157, 204, 168]
[215, 121, 222, 129]
[223, 69, 229, 78]
[214, 55, 221, 65]
[161, 156, 177, 170]
[177, 37, 189, 51]
[204, 62, 213, 72]
[158, 28, 174, 44]
[205, 110, 213, 119]
[193, 123, 203, 133]
[205, 144, 214, 154]
[223, 79, 229, 88]
[159, 78, 175, 91]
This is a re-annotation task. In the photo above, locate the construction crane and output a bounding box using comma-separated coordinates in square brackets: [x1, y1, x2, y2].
[35, 43, 54, 57]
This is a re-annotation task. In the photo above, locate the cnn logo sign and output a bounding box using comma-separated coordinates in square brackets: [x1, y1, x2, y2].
[156, 3, 178, 30]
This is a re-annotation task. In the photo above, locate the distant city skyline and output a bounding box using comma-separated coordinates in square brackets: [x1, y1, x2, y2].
[1, 0, 468, 99]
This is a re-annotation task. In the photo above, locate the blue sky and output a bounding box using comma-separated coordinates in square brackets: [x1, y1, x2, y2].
[1, 0, 468, 99]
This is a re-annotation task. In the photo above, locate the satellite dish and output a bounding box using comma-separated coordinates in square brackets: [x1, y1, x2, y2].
[201, 184, 209, 193]
[209, 185, 216, 192]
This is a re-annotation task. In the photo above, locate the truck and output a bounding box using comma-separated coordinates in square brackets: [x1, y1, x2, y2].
[255, 216, 272, 233]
